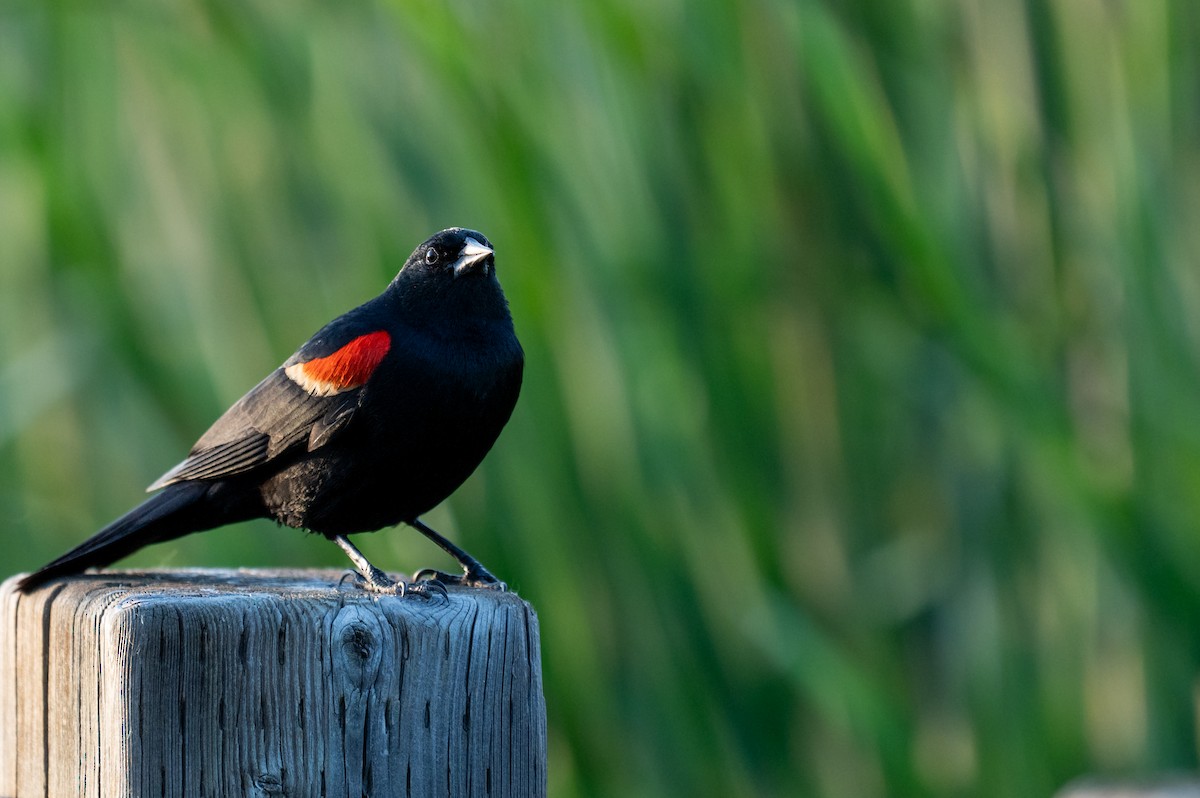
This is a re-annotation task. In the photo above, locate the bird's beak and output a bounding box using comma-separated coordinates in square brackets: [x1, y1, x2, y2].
[452, 238, 494, 276]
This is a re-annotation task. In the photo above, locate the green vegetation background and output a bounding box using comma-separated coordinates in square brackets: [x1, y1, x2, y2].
[3, 1, 1198, 795]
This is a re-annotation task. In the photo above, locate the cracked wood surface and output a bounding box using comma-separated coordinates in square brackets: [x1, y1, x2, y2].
[0, 569, 546, 797]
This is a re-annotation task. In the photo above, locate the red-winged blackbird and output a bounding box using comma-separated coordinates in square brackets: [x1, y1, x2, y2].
[18, 228, 523, 595]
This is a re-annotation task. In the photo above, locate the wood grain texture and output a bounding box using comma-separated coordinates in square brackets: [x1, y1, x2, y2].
[0, 569, 546, 798]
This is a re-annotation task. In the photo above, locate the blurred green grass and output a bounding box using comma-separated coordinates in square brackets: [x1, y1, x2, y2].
[3, 0, 1200, 795]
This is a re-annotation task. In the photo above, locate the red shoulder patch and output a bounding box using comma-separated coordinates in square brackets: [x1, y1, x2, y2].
[285, 331, 392, 396]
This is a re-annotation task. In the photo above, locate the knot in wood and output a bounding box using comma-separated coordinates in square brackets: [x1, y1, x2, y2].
[344, 624, 374, 662]
[331, 604, 385, 690]
[252, 772, 285, 795]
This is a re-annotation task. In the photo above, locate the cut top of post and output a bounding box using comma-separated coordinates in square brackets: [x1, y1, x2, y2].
[0, 569, 548, 798]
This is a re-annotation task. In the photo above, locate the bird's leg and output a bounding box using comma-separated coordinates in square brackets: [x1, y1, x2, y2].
[408, 518, 506, 590]
[334, 535, 445, 599]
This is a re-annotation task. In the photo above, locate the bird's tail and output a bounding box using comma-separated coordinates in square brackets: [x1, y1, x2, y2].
[17, 482, 217, 592]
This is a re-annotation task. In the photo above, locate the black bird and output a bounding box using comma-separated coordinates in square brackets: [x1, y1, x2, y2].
[18, 228, 523, 595]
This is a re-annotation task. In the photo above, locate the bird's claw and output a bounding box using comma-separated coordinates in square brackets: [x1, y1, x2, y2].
[412, 566, 507, 592]
[401, 577, 449, 601]
[347, 567, 446, 600]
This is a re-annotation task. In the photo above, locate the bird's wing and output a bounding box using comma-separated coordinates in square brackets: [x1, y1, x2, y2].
[147, 326, 394, 491]
[148, 432, 271, 487]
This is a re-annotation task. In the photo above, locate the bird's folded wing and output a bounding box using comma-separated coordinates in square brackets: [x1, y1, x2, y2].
[147, 368, 364, 491]
[148, 434, 270, 490]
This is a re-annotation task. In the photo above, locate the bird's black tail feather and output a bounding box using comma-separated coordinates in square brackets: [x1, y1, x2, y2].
[17, 482, 215, 592]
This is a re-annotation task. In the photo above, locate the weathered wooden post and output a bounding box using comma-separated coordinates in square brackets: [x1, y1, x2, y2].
[0, 569, 547, 797]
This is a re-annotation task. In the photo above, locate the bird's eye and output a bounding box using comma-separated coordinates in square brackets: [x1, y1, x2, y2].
[425, 249, 439, 265]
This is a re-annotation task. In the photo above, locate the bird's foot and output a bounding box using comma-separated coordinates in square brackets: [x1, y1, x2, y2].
[333, 534, 443, 599]
[401, 577, 449, 600]
[350, 566, 447, 600]
[406, 519, 508, 591]
[412, 564, 507, 591]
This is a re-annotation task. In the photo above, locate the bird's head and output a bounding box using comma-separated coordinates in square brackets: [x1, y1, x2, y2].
[389, 228, 511, 323]
[407, 228, 496, 279]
